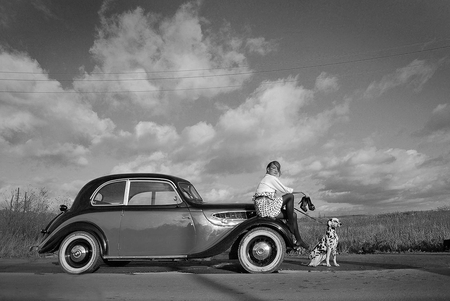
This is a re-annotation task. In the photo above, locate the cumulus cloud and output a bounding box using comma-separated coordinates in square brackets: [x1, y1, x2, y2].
[2, 1, 449, 214]
[4, 1, 276, 169]
[111, 151, 207, 183]
[75, 2, 274, 111]
[315, 72, 339, 93]
[214, 77, 348, 163]
[204, 188, 234, 202]
[1, 1, 279, 174]
[182, 122, 216, 146]
[364, 59, 438, 99]
[245, 37, 278, 55]
[0, 51, 115, 166]
[21, 141, 90, 166]
[309, 146, 450, 212]
[111, 75, 351, 197]
[218, 78, 312, 148]
[135, 121, 179, 148]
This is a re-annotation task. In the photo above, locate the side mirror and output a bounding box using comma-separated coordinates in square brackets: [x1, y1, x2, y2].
[60, 205, 68, 212]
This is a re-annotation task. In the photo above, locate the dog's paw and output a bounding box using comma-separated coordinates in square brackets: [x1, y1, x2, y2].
[334, 263, 340, 267]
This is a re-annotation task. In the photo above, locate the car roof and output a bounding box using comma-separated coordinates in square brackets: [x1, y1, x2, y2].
[70, 173, 192, 211]
[89, 173, 190, 184]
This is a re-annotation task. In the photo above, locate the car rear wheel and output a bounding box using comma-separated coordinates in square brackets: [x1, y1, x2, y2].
[238, 227, 286, 273]
[58, 231, 101, 274]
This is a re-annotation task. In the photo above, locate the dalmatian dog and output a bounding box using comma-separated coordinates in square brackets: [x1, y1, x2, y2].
[308, 218, 341, 267]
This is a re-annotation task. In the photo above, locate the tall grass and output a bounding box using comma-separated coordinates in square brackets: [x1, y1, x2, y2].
[1, 187, 449, 257]
[299, 209, 450, 254]
[0, 188, 63, 258]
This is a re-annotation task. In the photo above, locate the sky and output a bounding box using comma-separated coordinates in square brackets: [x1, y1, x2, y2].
[1, 0, 450, 215]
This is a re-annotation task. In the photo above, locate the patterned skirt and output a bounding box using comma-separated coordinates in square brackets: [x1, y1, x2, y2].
[252, 192, 283, 218]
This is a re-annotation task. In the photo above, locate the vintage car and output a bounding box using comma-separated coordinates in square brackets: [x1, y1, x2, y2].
[35, 173, 298, 274]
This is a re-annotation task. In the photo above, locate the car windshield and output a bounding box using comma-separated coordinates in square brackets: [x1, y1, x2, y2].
[179, 182, 203, 204]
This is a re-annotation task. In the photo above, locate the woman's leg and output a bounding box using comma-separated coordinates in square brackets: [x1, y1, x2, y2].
[281, 193, 309, 249]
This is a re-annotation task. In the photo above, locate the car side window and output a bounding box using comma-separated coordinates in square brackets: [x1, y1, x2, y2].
[92, 181, 126, 205]
[128, 181, 181, 206]
[179, 182, 203, 203]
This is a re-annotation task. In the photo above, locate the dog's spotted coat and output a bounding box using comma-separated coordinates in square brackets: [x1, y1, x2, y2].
[308, 218, 341, 267]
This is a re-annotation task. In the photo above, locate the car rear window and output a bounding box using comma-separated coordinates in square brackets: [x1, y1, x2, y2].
[92, 181, 126, 205]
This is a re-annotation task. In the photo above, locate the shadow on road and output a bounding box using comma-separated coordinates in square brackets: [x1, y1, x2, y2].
[1, 253, 449, 276]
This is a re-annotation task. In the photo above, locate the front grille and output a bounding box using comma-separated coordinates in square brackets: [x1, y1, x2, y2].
[212, 211, 256, 220]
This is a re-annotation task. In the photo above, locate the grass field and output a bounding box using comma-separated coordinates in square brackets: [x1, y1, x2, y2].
[1, 188, 449, 257]
[298, 209, 450, 254]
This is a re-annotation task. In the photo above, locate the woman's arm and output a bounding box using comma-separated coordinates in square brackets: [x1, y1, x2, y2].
[267, 175, 294, 194]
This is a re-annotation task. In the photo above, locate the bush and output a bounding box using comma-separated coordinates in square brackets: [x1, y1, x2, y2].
[0, 188, 62, 258]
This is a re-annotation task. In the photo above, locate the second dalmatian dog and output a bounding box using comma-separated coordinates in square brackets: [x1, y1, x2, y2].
[308, 218, 341, 267]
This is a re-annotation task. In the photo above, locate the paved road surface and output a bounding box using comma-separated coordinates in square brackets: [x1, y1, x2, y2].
[1, 253, 449, 300]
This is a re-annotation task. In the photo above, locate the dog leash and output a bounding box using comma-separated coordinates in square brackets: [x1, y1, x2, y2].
[294, 207, 325, 224]
[292, 192, 326, 224]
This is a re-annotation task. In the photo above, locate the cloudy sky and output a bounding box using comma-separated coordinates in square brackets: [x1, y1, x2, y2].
[1, 0, 449, 215]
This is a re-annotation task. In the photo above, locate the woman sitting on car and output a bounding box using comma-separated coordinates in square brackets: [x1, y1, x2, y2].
[252, 161, 313, 250]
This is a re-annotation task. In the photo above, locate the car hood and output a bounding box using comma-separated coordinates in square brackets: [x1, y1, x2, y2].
[187, 201, 255, 210]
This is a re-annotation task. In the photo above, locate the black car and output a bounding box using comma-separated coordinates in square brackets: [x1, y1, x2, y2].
[35, 173, 297, 274]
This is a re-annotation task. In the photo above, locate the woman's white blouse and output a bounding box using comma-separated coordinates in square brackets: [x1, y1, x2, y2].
[255, 174, 293, 195]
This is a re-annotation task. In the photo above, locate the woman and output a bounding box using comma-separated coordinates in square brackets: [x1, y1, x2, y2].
[252, 161, 313, 250]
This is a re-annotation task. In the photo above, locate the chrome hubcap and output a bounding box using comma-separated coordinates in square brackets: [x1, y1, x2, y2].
[70, 245, 88, 262]
[252, 241, 272, 260]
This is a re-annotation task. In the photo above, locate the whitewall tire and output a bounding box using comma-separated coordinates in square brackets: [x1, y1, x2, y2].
[58, 231, 101, 274]
[238, 227, 286, 273]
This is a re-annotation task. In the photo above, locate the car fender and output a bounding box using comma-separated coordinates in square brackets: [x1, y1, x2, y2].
[188, 217, 294, 259]
[38, 222, 108, 255]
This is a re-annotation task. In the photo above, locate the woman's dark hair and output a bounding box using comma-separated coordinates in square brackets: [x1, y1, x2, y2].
[266, 161, 281, 175]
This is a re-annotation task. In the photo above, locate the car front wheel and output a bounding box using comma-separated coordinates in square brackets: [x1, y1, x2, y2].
[58, 231, 101, 274]
[238, 227, 286, 273]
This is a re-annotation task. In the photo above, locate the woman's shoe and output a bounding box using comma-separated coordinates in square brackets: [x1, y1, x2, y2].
[299, 197, 308, 212]
[306, 197, 315, 211]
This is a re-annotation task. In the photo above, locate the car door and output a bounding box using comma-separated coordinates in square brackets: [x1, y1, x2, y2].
[118, 180, 196, 257]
